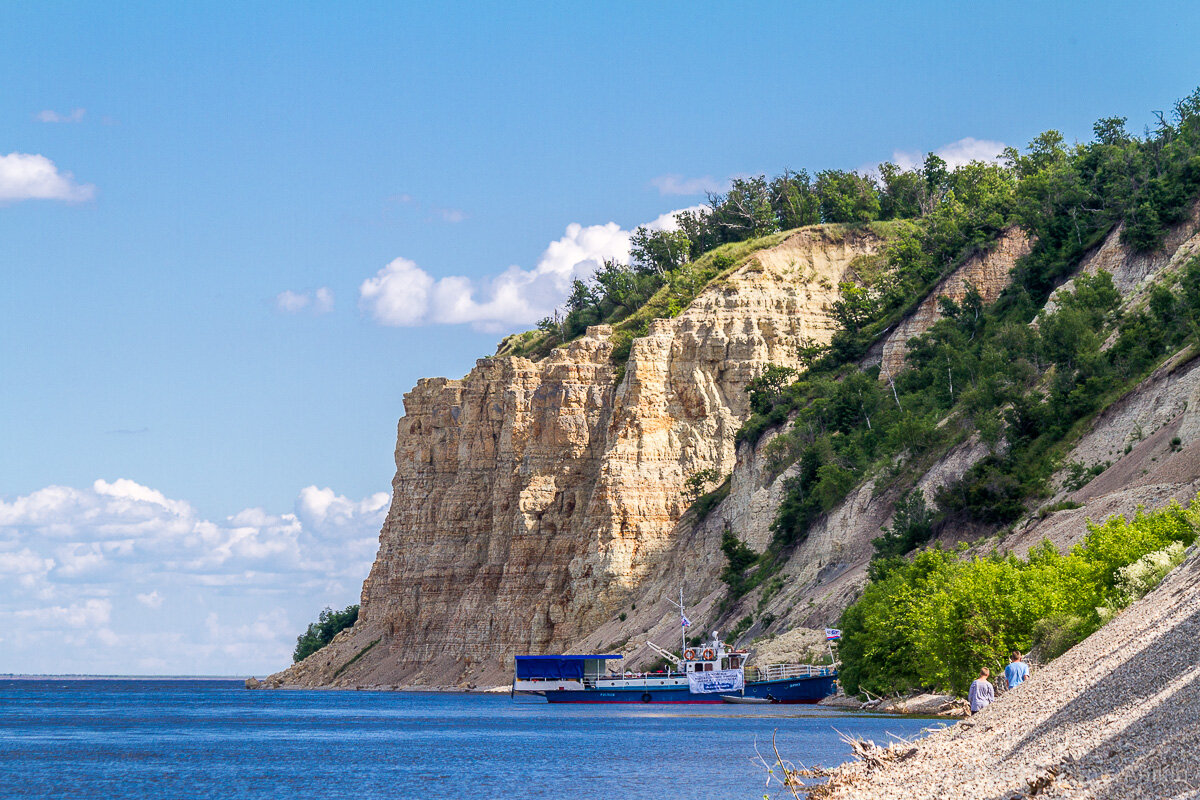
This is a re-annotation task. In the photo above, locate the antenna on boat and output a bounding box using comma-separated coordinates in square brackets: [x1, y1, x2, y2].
[667, 586, 689, 657]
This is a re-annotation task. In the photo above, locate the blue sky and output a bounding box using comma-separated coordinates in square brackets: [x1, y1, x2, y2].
[2, 1, 1199, 674]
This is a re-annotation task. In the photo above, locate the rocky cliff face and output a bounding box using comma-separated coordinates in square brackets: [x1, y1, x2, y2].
[266, 226, 893, 687]
[264, 209, 1200, 690]
[866, 227, 1030, 378]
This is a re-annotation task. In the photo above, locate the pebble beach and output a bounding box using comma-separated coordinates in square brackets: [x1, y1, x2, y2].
[808, 547, 1200, 800]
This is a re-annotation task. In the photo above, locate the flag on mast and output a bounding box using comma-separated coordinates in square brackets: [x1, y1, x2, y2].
[681, 615, 691, 628]
[825, 628, 842, 641]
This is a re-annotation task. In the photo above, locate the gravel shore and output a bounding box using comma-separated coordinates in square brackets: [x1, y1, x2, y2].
[808, 547, 1200, 800]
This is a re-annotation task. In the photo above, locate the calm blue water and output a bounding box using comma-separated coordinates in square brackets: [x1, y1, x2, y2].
[0, 680, 941, 799]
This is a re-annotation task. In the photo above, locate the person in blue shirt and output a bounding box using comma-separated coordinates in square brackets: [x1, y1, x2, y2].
[1004, 650, 1030, 690]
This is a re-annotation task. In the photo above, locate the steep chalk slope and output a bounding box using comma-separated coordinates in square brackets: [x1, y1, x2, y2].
[266, 226, 891, 687]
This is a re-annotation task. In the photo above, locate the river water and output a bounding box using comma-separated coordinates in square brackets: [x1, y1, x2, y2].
[0, 679, 941, 799]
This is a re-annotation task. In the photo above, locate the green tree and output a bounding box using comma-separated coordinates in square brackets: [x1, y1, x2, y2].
[877, 162, 923, 220]
[815, 170, 881, 223]
[873, 488, 935, 559]
[709, 176, 779, 240]
[745, 364, 798, 414]
[684, 467, 722, 502]
[294, 604, 360, 663]
[630, 227, 691, 275]
[770, 169, 821, 229]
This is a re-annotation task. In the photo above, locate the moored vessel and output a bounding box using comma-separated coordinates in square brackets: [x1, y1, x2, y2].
[512, 595, 838, 704]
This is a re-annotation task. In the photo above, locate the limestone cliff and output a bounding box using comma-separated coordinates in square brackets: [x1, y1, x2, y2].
[266, 226, 893, 687]
[263, 208, 1200, 690]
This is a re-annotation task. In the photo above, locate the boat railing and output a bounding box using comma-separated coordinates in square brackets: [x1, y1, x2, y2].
[746, 663, 836, 682]
[584, 670, 683, 687]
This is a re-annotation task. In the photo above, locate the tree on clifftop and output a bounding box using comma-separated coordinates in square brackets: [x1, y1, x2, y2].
[293, 604, 359, 663]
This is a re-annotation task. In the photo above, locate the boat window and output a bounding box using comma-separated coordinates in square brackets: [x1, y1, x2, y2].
[705, 663, 713, 671]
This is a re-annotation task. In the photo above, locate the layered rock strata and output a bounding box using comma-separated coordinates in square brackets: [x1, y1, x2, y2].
[269, 226, 892, 687]
[266, 209, 1200, 691]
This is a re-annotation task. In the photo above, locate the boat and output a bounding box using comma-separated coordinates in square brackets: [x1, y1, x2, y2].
[720, 694, 773, 704]
[512, 594, 838, 705]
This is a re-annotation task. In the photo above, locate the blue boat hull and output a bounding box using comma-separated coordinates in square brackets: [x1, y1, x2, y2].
[542, 674, 837, 704]
[741, 675, 838, 704]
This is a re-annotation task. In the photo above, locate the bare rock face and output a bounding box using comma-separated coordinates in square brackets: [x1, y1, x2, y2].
[270, 205, 1200, 691]
[1045, 202, 1200, 315]
[278, 227, 890, 687]
[870, 228, 1030, 379]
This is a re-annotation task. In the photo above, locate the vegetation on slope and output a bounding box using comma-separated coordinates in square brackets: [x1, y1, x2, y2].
[293, 604, 359, 663]
[838, 497, 1199, 695]
[722, 91, 1200, 580]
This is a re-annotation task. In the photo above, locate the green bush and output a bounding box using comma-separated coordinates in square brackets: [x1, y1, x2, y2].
[1031, 613, 1090, 661]
[838, 497, 1198, 695]
[293, 604, 359, 663]
[719, 529, 760, 598]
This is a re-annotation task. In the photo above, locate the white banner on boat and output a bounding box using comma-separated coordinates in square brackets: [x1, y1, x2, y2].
[687, 668, 744, 694]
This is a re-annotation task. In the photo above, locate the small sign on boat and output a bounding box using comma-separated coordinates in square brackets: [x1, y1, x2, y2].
[686, 668, 744, 694]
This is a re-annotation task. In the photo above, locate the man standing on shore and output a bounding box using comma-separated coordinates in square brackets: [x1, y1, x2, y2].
[968, 667, 995, 714]
[1004, 651, 1030, 690]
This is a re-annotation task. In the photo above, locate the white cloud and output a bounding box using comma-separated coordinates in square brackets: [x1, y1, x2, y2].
[312, 287, 334, 314]
[0, 152, 95, 203]
[276, 290, 310, 312]
[276, 287, 334, 314]
[0, 480, 390, 674]
[36, 108, 86, 123]
[892, 137, 1008, 172]
[11, 598, 112, 628]
[436, 207, 467, 223]
[358, 207, 704, 331]
[651, 174, 729, 196]
[359, 257, 435, 326]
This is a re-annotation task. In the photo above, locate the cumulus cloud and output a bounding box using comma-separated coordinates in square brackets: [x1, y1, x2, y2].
[892, 137, 1008, 172]
[358, 206, 704, 331]
[36, 108, 86, 123]
[651, 174, 729, 196]
[276, 287, 334, 314]
[0, 152, 95, 203]
[0, 480, 390, 674]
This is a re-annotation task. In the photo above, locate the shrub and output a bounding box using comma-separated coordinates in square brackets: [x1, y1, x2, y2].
[1113, 541, 1189, 605]
[1031, 613, 1091, 661]
[838, 496, 1199, 695]
[293, 604, 359, 663]
[719, 529, 760, 598]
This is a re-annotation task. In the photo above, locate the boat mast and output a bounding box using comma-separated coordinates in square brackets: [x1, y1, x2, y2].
[680, 587, 686, 656]
[667, 587, 688, 666]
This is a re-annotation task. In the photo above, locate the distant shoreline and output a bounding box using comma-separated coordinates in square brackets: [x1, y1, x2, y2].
[1, 674, 244, 681]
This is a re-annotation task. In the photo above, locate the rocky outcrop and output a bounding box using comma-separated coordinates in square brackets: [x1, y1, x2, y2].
[1045, 201, 1200, 315]
[265, 203, 1200, 692]
[266, 226, 893, 688]
[868, 227, 1030, 379]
